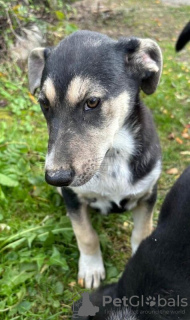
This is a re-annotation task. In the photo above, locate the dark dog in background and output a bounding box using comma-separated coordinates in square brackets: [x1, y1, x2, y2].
[73, 166, 190, 320]
[176, 21, 190, 51]
[28, 30, 162, 289]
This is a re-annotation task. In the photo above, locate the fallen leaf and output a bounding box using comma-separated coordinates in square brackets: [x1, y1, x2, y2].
[181, 132, 189, 139]
[182, 127, 188, 133]
[123, 221, 129, 228]
[175, 137, 183, 144]
[168, 132, 175, 140]
[166, 168, 179, 175]
[69, 281, 76, 287]
[0, 72, 6, 77]
[28, 92, 37, 104]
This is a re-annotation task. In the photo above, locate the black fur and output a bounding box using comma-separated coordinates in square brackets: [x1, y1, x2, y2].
[61, 187, 81, 212]
[73, 166, 190, 319]
[127, 96, 161, 183]
[176, 22, 190, 51]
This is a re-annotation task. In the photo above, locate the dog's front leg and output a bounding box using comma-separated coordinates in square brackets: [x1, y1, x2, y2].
[131, 186, 157, 254]
[70, 205, 105, 289]
[60, 187, 105, 289]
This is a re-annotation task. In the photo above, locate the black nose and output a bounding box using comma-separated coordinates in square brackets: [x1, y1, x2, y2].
[45, 169, 75, 187]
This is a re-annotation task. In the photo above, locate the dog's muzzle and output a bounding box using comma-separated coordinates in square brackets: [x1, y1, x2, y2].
[45, 169, 75, 187]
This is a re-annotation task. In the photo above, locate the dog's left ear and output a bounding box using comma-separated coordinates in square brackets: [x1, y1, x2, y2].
[118, 37, 163, 94]
[28, 47, 52, 94]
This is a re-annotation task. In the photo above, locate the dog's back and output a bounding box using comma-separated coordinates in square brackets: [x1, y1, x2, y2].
[176, 21, 190, 51]
[73, 167, 190, 319]
[116, 166, 190, 319]
[158, 165, 190, 226]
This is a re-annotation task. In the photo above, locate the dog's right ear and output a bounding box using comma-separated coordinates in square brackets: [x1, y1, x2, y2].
[28, 47, 51, 94]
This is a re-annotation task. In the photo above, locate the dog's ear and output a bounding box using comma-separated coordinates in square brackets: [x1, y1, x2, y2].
[118, 37, 163, 95]
[28, 47, 51, 94]
[176, 21, 190, 51]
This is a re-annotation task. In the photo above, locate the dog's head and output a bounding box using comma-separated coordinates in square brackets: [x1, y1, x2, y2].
[28, 30, 162, 187]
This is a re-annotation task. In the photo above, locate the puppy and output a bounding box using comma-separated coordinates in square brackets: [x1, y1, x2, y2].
[73, 166, 190, 319]
[176, 21, 190, 51]
[28, 30, 162, 288]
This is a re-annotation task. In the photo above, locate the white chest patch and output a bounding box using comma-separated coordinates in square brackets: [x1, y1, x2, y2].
[72, 158, 161, 214]
[71, 128, 161, 214]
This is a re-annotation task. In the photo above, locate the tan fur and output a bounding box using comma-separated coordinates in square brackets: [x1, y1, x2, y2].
[66, 76, 106, 106]
[43, 77, 56, 105]
[70, 204, 100, 255]
[131, 202, 154, 253]
[102, 91, 131, 127]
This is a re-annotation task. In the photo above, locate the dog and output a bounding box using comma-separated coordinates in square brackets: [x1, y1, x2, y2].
[28, 30, 162, 289]
[176, 21, 190, 51]
[73, 166, 190, 319]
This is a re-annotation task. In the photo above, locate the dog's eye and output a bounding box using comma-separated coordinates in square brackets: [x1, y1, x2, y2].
[85, 97, 100, 111]
[38, 98, 50, 110]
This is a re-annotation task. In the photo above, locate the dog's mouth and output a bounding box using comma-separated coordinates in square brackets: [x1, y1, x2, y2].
[71, 153, 110, 187]
[70, 171, 98, 187]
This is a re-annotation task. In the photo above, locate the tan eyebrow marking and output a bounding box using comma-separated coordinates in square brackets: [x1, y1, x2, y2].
[66, 76, 106, 106]
[43, 77, 56, 105]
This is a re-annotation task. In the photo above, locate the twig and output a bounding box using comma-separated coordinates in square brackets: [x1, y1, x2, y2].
[5, 7, 22, 41]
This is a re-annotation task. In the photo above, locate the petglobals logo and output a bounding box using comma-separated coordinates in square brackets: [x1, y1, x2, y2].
[102, 295, 188, 308]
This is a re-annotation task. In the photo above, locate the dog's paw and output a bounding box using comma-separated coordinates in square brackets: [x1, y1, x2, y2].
[78, 249, 105, 289]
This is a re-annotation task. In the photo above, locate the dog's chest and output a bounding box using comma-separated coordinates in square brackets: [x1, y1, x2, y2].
[72, 155, 160, 214]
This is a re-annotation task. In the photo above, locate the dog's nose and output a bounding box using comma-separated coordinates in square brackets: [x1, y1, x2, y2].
[45, 169, 75, 186]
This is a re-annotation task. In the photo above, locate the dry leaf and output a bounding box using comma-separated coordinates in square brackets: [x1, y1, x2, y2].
[168, 132, 175, 140]
[69, 281, 76, 287]
[182, 133, 189, 139]
[28, 92, 37, 104]
[123, 221, 129, 228]
[183, 127, 188, 134]
[166, 168, 179, 175]
[175, 137, 183, 144]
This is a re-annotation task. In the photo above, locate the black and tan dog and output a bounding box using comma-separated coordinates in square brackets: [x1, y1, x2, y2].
[28, 30, 162, 288]
[73, 166, 190, 319]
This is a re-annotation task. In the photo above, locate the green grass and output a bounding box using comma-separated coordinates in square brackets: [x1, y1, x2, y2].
[0, 0, 190, 318]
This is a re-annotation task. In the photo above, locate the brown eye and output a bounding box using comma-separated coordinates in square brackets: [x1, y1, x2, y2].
[85, 97, 100, 111]
[38, 98, 50, 110]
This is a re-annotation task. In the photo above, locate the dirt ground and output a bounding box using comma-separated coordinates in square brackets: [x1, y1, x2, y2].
[70, 0, 190, 44]
[162, 0, 190, 5]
